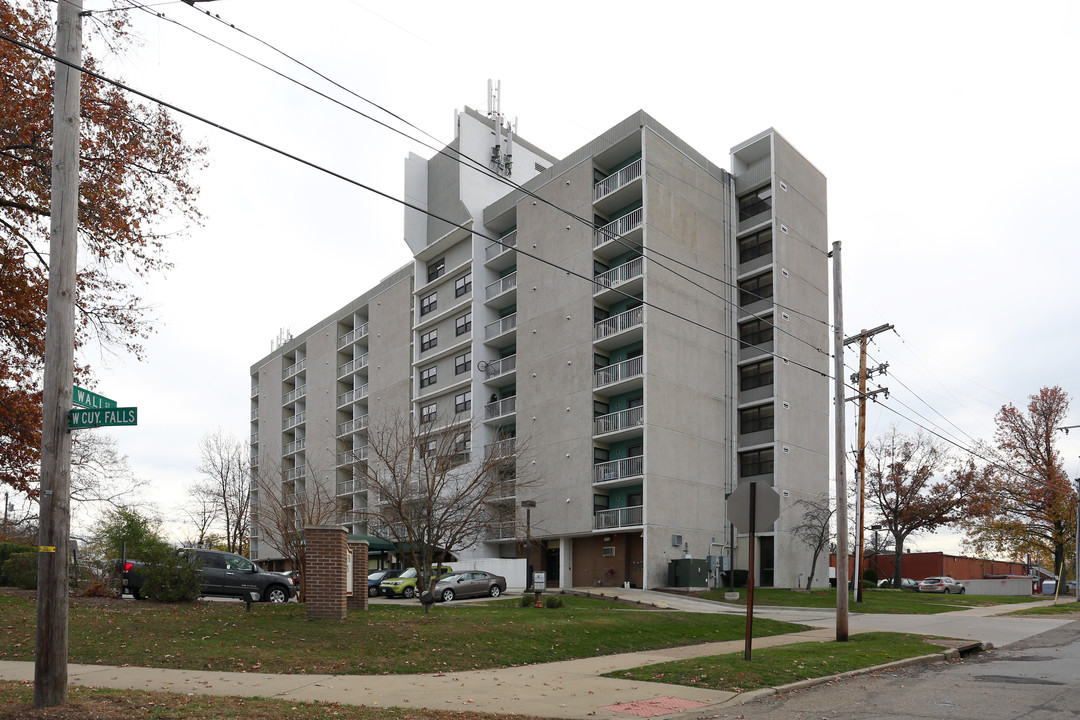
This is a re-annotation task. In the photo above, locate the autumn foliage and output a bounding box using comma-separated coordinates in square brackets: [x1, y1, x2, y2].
[0, 1, 204, 494]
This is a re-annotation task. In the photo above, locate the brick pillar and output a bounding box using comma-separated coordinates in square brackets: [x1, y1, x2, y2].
[304, 525, 347, 620]
[346, 540, 370, 612]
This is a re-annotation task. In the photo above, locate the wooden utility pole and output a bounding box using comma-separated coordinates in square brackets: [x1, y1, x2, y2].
[830, 241, 849, 641]
[35, 0, 82, 707]
[844, 324, 891, 603]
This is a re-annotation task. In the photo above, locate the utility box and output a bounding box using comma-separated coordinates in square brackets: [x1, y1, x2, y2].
[667, 558, 709, 588]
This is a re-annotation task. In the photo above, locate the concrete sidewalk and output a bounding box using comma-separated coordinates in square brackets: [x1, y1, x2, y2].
[1, 591, 1073, 719]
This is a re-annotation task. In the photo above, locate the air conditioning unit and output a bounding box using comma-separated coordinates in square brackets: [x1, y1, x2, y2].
[671, 533, 683, 548]
[601, 547, 616, 557]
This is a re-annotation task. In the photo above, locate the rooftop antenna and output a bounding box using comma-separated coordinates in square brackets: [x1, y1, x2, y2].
[486, 79, 513, 177]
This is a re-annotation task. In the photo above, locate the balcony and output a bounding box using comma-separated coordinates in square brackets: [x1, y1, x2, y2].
[484, 272, 517, 309]
[594, 256, 644, 303]
[486, 522, 517, 541]
[484, 313, 517, 347]
[283, 358, 305, 380]
[283, 490, 306, 507]
[594, 406, 644, 440]
[284, 465, 306, 482]
[593, 456, 644, 486]
[337, 323, 368, 349]
[250, 384, 258, 398]
[283, 411, 306, 431]
[482, 354, 516, 383]
[487, 480, 516, 501]
[250, 408, 259, 421]
[250, 431, 258, 445]
[337, 477, 366, 496]
[336, 414, 369, 436]
[338, 354, 369, 379]
[485, 230, 517, 270]
[594, 158, 642, 206]
[283, 437, 306, 456]
[594, 355, 644, 393]
[337, 446, 368, 466]
[484, 396, 516, 422]
[283, 384, 306, 405]
[337, 384, 369, 408]
[484, 437, 516, 458]
[594, 207, 644, 259]
[594, 505, 643, 530]
[594, 306, 644, 350]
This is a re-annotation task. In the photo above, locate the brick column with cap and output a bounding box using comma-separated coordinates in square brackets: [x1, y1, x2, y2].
[346, 539, 370, 612]
[304, 525, 347, 620]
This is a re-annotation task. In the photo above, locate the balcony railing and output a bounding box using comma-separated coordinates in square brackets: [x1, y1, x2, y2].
[250, 408, 259, 421]
[485, 313, 517, 340]
[594, 306, 644, 341]
[283, 411, 306, 430]
[484, 353, 516, 379]
[594, 505, 643, 530]
[485, 230, 517, 262]
[594, 355, 644, 389]
[283, 384, 306, 405]
[484, 396, 516, 420]
[593, 456, 644, 484]
[337, 384, 369, 407]
[337, 478, 366, 495]
[337, 447, 368, 465]
[283, 490, 306, 507]
[284, 465, 306, 481]
[484, 437, 516, 458]
[250, 431, 258, 445]
[594, 158, 642, 202]
[250, 384, 258, 398]
[594, 207, 644, 248]
[336, 414, 369, 436]
[337, 323, 369, 349]
[485, 272, 517, 301]
[283, 358, 305, 380]
[338, 354, 369, 379]
[594, 406, 644, 435]
[486, 522, 516, 540]
[283, 437, 306, 455]
[594, 256, 644, 294]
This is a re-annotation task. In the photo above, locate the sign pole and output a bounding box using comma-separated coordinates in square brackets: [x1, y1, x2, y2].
[744, 481, 756, 661]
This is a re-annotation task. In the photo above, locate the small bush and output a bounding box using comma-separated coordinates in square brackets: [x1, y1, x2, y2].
[863, 569, 879, 585]
[519, 595, 532, 607]
[544, 595, 564, 609]
[3, 550, 37, 589]
[0, 542, 35, 585]
[140, 545, 201, 602]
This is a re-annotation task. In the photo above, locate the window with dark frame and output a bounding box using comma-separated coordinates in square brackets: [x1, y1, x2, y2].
[739, 359, 774, 391]
[427, 257, 445, 283]
[739, 228, 773, 264]
[738, 185, 773, 222]
[455, 352, 471, 375]
[455, 312, 472, 336]
[420, 402, 437, 424]
[420, 329, 438, 352]
[739, 403, 775, 434]
[739, 448, 774, 478]
[739, 317, 774, 349]
[739, 272, 773, 306]
[455, 273, 472, 298]
[455, 391, 471, 412]
[420, 365, 437, 388]
[420, 292, 437, 316]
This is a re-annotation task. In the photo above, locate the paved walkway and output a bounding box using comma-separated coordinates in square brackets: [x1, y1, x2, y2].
[1, 590, 1074, 719]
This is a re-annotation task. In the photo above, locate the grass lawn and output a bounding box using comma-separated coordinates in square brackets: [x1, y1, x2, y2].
[604, 631, 950, 692]
[0, 681, 547, 720]
[0, 592, 808, 675]
[698, 588, 1042, 614]
[1003, 600, 1080, 617]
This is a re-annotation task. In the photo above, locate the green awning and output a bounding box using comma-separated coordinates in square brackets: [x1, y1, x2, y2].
[346, 534, 396, 551]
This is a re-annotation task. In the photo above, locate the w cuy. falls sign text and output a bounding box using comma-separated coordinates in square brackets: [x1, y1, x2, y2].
[68, 407, 137, 430]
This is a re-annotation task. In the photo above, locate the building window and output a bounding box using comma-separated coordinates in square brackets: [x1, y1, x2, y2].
[420, 292, 437, 316]
[420, 438, 438, 457]
[738, 185, 773, 222]
[739, 317, 774, 349]
[454, 273, 472, 298]
[739, 272, 773, 307]
[453, 430, 471, 454]
[739, 403, 775, 434]
[420, 365, 437, 388]
[739, 448, 774, 478]
[455, 391, 471, 413]
[421, 329, 438, 352]
[455, 352, 471, 375]
[421, 402, 437, 424]
[739, 359, 774, 391]
[455, 312, 472, 336]
[739, 228, 772, 264]
[427, 257, 445, 283]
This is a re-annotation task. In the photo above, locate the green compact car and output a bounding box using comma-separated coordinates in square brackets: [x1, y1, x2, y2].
[379, 565, 453, 599]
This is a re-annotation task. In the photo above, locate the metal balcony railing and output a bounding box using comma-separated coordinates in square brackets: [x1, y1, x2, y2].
[283, 411, 306, 430]
[484, 353, 516, 379]
[594, 406, 644, 435]
[485, 230, 517, 261]
[282, 437, 306, 455]
[593, 456, 644, 484]
[337, 384, 369, 407]
[283, 490, 306, 507]
[284, 465, 306, 481]
[594, 355, 644, 389]
[283, 358, 305, 380]
[250, 384, 258, 398]
[594, 207, 643, 248]
[283, 384, 306, 405]
[594, 305, 644, 341]
[485, 272, 518, 301]
[337, 354, 369, 379]
[337, 323, 369, 349]
[484, 437, 516, 458]
[484, 396, 516, 420]
[486, 522, 517, 540]
[250, 431, 258, 445]
[594, 158, 642, 202]
[594, 505, 643, 530]
[336, 414, 369, 436]
[485, 313, 517, 340]
[250, 408, 259, 421]
[337, 478, 366, 495]
[337, 446, 368, 466]
[594, 256, 644, 293]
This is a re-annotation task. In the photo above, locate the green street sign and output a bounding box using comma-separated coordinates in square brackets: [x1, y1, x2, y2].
[68, 407, 137, 430]
[72, 385, 117, 410]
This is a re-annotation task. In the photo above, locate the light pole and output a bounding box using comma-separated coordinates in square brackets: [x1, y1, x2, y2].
[521, 500, 536, 590]
[870, 524, 882, 585]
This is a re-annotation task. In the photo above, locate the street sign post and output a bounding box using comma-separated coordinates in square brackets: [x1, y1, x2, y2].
[72, 386, 116, 410]
[727, 481, 782, 661]
[67, 407, 137, 430]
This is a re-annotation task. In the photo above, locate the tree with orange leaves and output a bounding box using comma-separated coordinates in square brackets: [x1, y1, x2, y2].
[0, 1, 204, 495]
[961, 386, 1077, 572]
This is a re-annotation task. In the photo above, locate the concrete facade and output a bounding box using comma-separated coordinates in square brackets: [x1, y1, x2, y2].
[249, 106, 829, 590]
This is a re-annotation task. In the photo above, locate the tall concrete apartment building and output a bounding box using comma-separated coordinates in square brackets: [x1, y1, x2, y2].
[249, 106, 829, 590]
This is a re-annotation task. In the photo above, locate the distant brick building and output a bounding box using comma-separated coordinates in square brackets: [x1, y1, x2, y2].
[831, 551, 1029, 582]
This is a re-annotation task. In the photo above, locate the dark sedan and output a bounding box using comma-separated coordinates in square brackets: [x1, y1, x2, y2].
[432, 571, 507, 602]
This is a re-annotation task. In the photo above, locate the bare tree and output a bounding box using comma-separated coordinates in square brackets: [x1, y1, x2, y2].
[194, 429, 249, 554]
[251, 459, 340, 601]
[352, 413, 529, 613]
[180, 491, 221, 550]
[791, 494, 833, 590]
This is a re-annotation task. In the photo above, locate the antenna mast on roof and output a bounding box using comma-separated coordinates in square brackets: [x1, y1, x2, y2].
[487, 79, 514, 177]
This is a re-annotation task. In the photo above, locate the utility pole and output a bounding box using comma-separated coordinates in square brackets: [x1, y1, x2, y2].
[830, 241, 849, 641]
[35, 0, 82, 708]
[844, 324, 891, 602]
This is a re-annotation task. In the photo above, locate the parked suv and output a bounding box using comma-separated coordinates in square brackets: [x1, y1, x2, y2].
[118, 549, 294, 603]
[380, 565, 453, 599]
[918, 576, 965, 594]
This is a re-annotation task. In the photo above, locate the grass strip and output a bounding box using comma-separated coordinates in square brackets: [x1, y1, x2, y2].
[0, 593, 808, 675]
[699, 588, 1041, 614]
[604, 631, 949, 692]
[1002, 601, 1080, 617]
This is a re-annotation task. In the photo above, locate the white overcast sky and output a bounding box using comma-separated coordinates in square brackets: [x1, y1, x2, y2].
[59, 0, 1080, 552]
